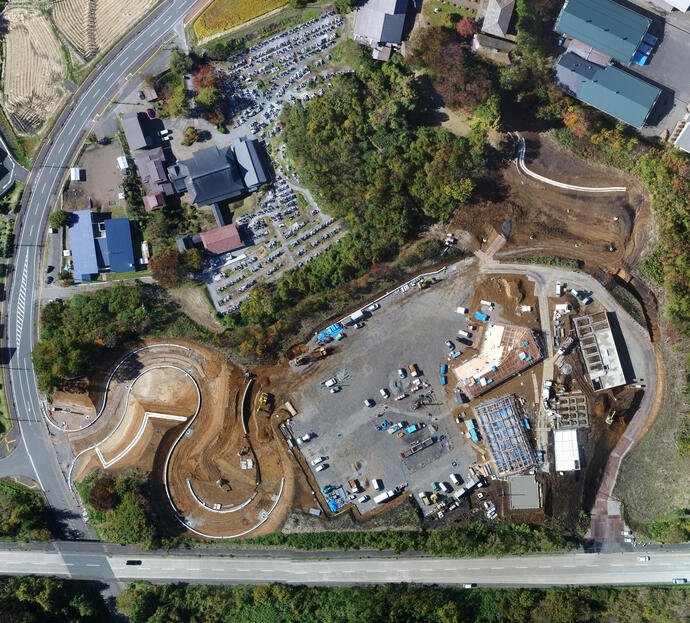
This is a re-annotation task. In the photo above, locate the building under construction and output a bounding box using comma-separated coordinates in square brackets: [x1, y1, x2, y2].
[573, 312, 626, 391]
[473, 394, 536, 477]
[454, 323, 543, 400]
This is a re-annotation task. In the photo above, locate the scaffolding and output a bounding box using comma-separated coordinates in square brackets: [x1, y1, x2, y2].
[473, 394, 536, 477]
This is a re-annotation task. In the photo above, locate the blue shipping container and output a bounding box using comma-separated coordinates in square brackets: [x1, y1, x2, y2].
[441, 375, 448, 386]
[470, 429, 479, 443]
[523, 418, 531, 430]
[441, 364, 448, 374]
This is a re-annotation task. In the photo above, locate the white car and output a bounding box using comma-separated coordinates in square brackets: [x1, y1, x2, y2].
[324, 377, 337, 387]
[398, 368, 406, 378]
[364, 399, 374, 408]
[366, 303, 380, 312]
[379, 388, 389, 399]
[315, 464, 327, 472]
[311, 456, 325, 466]
[638, 556, 650, 562]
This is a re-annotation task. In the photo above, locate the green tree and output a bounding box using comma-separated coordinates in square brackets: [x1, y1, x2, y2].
[166, 84, 190, 118]
[195, 85, 220, 109]
[169, 47, 193, 76]
[49, 209, 69, 229]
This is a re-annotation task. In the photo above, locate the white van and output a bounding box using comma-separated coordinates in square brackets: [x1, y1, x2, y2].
[358, 495, 370, 503]
[439, 482, 451, 494]
[311, 456, 325, 466]
[373, 479, 383, 491]
[450, 474, 462, 486]
[457, 330, 470, 339]
[315, 464, 327, 472]
[324, 377, 337, 388]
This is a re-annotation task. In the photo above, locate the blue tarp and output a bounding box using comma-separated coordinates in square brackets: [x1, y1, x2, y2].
[470, 429, 479, 442]
[325, 323, 343, 336]
[475, 311, 488, 321]
[328, 500, 338, 512]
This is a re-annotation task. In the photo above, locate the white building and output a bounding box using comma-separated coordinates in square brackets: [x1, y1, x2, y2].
[554, 428, 580, 471]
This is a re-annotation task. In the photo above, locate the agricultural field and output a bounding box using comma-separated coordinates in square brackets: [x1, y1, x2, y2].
[50, 0, 157, 62]
[1, 8, 66, 133]
[194, 0, 289, 41]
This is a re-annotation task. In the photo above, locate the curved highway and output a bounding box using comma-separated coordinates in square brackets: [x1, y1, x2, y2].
[0, 0, 200, 538]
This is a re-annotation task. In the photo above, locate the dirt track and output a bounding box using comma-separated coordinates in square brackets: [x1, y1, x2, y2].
[451, 132, 652, 277]
[69, 339, 297, 539]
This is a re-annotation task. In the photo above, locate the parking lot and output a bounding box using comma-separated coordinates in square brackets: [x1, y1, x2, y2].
[621, 1, 690, 135]
[287, 262, 484, 517]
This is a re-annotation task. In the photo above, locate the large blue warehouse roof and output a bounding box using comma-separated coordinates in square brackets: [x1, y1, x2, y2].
[578, 64, 660, 128]
[555, 0, 649, 64]
[68, 210, 98, 282]
[104, 219, 135, 274]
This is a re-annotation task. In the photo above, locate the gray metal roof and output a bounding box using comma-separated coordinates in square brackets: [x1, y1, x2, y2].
[578, 64, 660, 128]
[232, 137, 269, 191]
[178, 146, 245, 206]
[481, 0, 514, 38]
[555, 0, 649, 64]
[353, 0, 408, 45]
[121, 112, 151, 151]
[554, 52, 603, 96]
[104, 219, 135, 273]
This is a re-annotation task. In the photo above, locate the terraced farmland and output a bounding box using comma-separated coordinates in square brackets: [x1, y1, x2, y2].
[51, 0, 156, 62]
[2, 8, 66, 133]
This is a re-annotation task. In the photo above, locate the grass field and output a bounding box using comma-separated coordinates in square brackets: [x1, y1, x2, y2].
[194, 0, 289, 39]
[422, 0, 476, 27]
[615, 340, 690, 526]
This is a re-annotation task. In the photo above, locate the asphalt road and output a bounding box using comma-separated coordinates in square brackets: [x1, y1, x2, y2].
[0, 0, 200, 538]
[0, 548, 688, 587]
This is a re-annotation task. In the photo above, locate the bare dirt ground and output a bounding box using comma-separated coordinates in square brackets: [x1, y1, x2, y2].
[69, 339, 295, 539]
[2, 8, 66, 133]
[451, 132, 652, 277]
[51, 0, 157, 63]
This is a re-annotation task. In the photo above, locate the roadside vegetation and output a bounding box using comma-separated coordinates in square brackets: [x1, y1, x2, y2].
[512, 257, 580, 269]
[117, 582, 690, 623]
[76, 470, 163, 550]
[32, 283, 214, 395]
[240, 521, 574, 556]
[0, 576, 107, 622]
[0, 478, 51, 541]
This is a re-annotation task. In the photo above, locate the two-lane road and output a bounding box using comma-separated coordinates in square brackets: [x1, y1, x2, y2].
[1, 0, 200, 537]
[1, 548, 689, 587]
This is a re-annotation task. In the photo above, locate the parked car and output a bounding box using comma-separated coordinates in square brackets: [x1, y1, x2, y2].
[398, 368, 406, 378]
[445, 340, 454, 349]
[379, 388, 389, 399]
[45, 276, 53, 285]
[353, 322, 364, 329]
[330, 386, 341, 394]
[366, 303, 380, 312]
[146, 108, 155, 119]
[364, 399, 374, 408]
[638, 556, 650, 562]
[137, 91, 145, 100]
[324, 377, 337, 387]
[311, 456, 325, 466]
[315, 464, 327, 472]
[357, 495, 370, 503]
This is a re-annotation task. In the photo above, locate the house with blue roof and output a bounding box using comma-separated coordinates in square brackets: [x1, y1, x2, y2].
[555, 0, 650, 65]
[68, 210, 136, 282]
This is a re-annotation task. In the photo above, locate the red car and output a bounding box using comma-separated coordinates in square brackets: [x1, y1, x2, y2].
[146, 108, 155, 119]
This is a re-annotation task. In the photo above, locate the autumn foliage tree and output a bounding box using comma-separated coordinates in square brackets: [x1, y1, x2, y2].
[88, 474, 119, 511]
[456, 17, 478, 38]
[150, 249, 185, 287]
[192, 64, 220, 90]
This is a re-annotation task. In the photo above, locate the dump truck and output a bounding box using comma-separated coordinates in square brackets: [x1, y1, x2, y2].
[311, 346, 328, 359]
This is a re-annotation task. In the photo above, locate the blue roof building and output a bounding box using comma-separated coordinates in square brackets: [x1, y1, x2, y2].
[555, 0, 650, 65]
[69, 210, 99, 282]
[104, 219, 135, 274]
[554, 52, 660, 128]
[68, 211, 136, 282]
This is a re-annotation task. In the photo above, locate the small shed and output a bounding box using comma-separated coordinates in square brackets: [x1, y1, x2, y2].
[143, 87, 158, 101]
[116, 156, 128, 171]
[143, 192, 166, 212]
[70, 168, 83, 181]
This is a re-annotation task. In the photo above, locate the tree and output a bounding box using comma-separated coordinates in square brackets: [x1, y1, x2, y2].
[169, 47, 193, 76]
[150, 250, 185, 287]
[334, 0, 358, 13]
[88, 474, 119, 511]
[49, 209, 69, 229]
[195, 85, 220, 109]
[192, 65, 220, 90]
[456, 17, 478, 38]
[182, 248, 204, 274]
[165, 84, 190, 118]
[183, 125, 200, 146]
